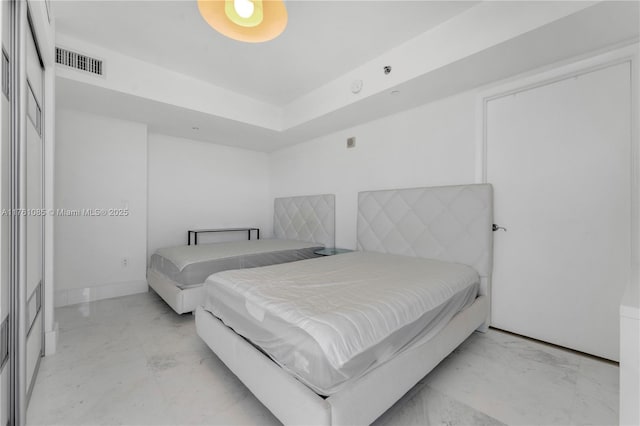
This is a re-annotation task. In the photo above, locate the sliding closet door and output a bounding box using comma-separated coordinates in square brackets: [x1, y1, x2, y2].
[488, 61, 631, 361]
[1, 3, 48, 423]
[0, 0, 11, 423]
[24, 16, 43, 400]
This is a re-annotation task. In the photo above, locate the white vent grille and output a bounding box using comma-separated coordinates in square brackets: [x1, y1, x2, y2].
[56, 47, 103, 76]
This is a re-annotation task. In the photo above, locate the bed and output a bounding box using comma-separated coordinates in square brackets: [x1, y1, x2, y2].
[196, 184, 493, 425]
[148, 194, 335, 314]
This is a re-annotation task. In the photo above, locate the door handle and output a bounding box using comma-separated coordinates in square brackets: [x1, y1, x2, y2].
[493, 224, 507, 232]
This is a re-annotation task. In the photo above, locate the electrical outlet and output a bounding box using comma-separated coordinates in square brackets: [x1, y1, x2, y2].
[347, 137, 356, 148]
[122, 257, 128, 267]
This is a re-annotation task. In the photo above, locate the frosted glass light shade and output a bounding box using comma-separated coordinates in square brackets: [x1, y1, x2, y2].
[198, 0, 288, 43]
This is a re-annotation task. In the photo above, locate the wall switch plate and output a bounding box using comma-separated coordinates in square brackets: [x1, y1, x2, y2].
[347, 137, 356, 148]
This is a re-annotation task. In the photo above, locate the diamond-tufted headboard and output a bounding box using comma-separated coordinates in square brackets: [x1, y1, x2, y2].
[273, 194, 335, 248]
[357, 184, 493, 296]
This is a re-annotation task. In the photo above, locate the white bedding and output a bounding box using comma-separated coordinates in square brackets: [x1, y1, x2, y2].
[204, 251, 479, 394]
[156, 239, 322, 271]
[150, 239, 322, 287]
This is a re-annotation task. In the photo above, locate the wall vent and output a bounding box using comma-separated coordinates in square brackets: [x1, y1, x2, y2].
[55, 47, 103, 76]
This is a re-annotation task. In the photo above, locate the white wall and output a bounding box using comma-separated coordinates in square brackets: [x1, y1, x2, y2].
[147, 133, 270, 256]
[270, 91, 477, 249]
[54, 109, 147, 306]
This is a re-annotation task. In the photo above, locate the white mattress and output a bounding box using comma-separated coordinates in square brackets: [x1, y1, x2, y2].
[149, 239, 322, 288]
[203, 251, 479, 395]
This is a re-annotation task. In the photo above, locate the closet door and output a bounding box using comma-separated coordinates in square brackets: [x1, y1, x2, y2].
[24, 16, 44, 400]
[0, 0, 11, 423]
[2, 4, 47, 423]
[487, 61, 631, 361]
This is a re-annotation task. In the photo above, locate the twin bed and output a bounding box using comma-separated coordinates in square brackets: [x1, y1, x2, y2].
[148, 194, 335, 314]
[195, 184, 494, 425]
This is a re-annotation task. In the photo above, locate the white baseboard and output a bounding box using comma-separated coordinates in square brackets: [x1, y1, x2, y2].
[54, 280, 149, 308]
[44, 323, 58, 356]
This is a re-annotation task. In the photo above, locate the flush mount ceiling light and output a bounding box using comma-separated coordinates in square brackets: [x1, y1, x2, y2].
[197, 0, 288, 43]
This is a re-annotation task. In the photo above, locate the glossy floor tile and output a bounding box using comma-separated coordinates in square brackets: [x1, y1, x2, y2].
[27, 291, 618, 425]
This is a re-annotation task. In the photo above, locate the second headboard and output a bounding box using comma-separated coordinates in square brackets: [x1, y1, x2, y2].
[357, 184, 493, 295]
[273, 194, 336, 248]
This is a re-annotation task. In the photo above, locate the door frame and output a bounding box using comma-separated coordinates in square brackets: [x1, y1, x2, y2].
[475, 42, 640, 322]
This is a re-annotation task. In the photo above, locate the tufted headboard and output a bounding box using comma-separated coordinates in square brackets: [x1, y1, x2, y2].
[273, 194, 335, 248]
[357, 184, 493, 296]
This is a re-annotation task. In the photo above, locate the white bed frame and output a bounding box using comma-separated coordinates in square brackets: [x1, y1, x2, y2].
[196, 184, 493, 424]
[148, 194, 335, 314]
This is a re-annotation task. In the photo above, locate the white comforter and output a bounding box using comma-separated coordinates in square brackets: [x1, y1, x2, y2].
[206, 251, 479, 371]
[155, 239, 320, 271]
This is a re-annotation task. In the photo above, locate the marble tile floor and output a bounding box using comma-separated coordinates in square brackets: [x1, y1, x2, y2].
[27, 291, 619, 426]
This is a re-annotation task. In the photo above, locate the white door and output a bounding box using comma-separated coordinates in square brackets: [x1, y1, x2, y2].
[0, 1, 11, 423]
[487, 61, 632, 361]
[1, 5, 46, 422]
[24, 17, 44, 399]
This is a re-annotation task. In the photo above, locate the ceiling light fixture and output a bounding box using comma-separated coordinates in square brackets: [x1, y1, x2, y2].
[197, 0, 288, 43]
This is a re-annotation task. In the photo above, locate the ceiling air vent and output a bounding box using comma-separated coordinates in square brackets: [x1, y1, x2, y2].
[55, 47, 103, 76]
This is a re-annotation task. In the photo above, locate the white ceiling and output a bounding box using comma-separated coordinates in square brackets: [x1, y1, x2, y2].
[54, 1, 640, 152]
[53, 1, 478, 106]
